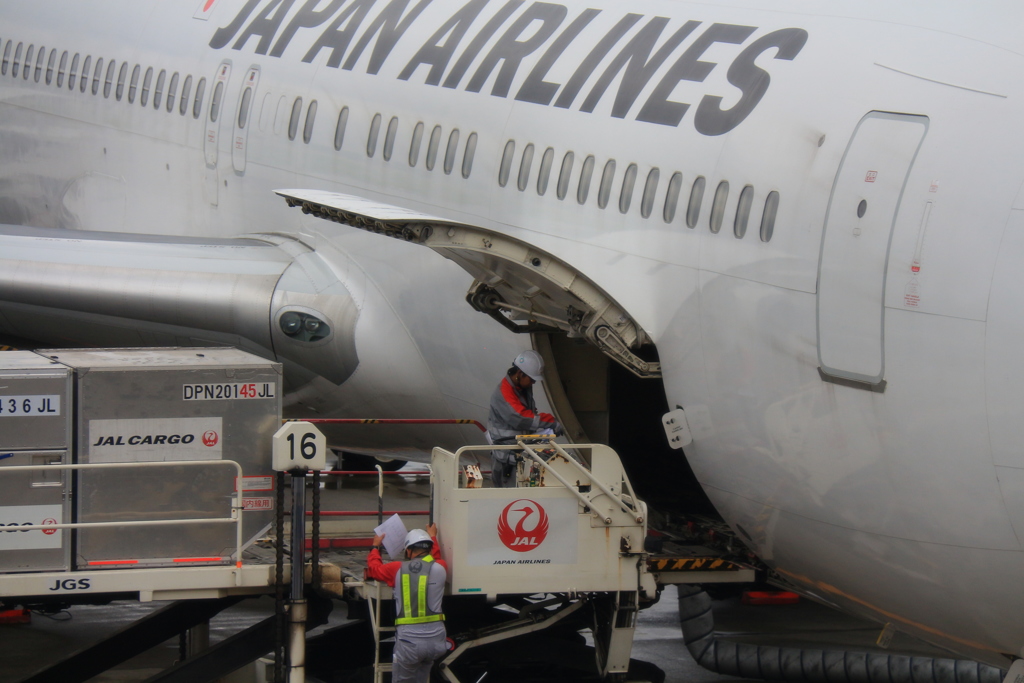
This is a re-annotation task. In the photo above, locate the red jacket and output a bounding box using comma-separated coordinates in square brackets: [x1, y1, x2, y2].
[365, 536, 447, 587]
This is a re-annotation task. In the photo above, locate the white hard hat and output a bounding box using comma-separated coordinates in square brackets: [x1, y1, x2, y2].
[513, 350, 544, 382]
[405, 528, 433, 549]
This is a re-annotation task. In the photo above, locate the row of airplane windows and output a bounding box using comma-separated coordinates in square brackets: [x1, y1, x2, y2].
[498, 139, 778, 242]
[361, 112, 478, 177]
[2, 38, 776, 242]
[0, 38, 478, 175]
[1, 40, 211, 118]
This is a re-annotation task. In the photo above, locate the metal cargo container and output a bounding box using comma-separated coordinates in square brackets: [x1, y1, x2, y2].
[0, 352, 73, 572]
[41, 348, 282, 570]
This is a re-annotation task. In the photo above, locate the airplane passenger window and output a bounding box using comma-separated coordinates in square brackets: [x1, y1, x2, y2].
[425, 125, 441, 171]
[537, 147, 554, 196]
[619, 163, 638, 214]
[12, 43, 24, 79]
[104, 60, 116, 98]
[34, 46, 44, 83]
[22, 45, 33, 81]
[67, 53, 79, 91]
[1, 41, 10, 77]
[153, 69, 166, 108]
[192, 77, 206, 119]
[116, 62, 127, 101]
[179, 75, 193, 115]
[210, 79, 225, 123]
[498, 140, 515, 187]
[57, 53, 69, 89]
[686, 176, 706, 228]
[335, 107, 349, 151]
[91, 58, 103, 95]
[597, 160, 616, 209]
[128, 64, 140, 103]
[140, 66, 153, 106]
[734, 185, 754, 238]
[517, 143, 534, 190]
[237, 86, 253, 128]
[462, 132, 477, 179]
[79, 56, 91, 93]
[578, 155, 595, 204]
[303, 100, 318, 144]
[383, 115, 398, 159]
[408, 121, 423, 165]
[166, 72, 178, 112]
[556, 152, 574, 200]
[709, 181, 729, 233]
[641, 168, 660, 219]
[443, 129, 459, 175]
[663, 172, 682, 223]
[365, 111, 380, 154]
[45, 48, 56, 85]
[760, 191, 779, 242]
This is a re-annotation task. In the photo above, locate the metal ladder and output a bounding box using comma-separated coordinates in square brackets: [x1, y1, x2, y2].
[366, 579, 395, 683]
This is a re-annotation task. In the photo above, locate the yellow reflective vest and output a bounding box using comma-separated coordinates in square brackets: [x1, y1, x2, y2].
[395, 555, 445, 626]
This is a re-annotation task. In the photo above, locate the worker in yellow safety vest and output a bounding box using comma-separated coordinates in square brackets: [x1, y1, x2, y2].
[366, 524, 449, 682]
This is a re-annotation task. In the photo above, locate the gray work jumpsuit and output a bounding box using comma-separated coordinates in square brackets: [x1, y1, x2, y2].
[393, 556, 448, 683]
[486, 374, 559, 487]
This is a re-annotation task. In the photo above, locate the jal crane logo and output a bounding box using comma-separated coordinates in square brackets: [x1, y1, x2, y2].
[497, 499, 549, 552]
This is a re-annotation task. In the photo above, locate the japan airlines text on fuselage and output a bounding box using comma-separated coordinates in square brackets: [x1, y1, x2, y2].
[208, 0, 806, 136]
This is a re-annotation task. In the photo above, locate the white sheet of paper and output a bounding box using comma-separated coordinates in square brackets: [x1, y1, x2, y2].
[374, 513, 408, 559]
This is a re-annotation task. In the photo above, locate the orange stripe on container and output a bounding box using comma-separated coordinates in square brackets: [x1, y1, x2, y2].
[172, 557, 224, 563]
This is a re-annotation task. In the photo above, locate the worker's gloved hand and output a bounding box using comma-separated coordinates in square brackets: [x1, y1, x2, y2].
[554, 422, 565, 437]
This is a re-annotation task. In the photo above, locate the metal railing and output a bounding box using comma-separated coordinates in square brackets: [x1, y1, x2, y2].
[281, 418, 490, 525]
[289, 418, 486, 432]
[0, 460, 246, 582]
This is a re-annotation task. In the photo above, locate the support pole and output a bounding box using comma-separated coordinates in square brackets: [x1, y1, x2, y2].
[311, 471, 321, 591]
[289, 471, 306, 683]
[275, 471, 286, 683]
[288, 600, 307, 683]
[376, 464, 384, 526]
[271, 421, 327, 683]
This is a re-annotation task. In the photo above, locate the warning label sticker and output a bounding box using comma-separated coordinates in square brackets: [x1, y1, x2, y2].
[237, 476, 274, 492]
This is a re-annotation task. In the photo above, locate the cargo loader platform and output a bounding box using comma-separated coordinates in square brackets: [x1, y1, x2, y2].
[0, 361, 759, 683]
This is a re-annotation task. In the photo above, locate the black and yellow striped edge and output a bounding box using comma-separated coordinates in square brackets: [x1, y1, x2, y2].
[648, 557, 744, 572]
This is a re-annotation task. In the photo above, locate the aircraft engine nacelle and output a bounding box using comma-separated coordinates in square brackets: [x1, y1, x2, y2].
[0, 226, 359, 388]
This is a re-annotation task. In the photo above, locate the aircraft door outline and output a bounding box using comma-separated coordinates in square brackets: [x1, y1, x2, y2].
[203, 60, 232, 206]
[232, 66, 260, 175]
[816, 111, 929, 390]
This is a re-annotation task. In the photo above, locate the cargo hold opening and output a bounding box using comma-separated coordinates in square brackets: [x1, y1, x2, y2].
[536, 333, 715, 518]
[272, 190, 719, 517]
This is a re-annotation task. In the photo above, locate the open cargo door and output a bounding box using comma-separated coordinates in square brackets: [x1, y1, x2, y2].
[276, 190, 660, 379]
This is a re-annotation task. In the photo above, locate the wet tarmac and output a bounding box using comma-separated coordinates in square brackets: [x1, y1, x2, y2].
[1, 584, 959, 683]
[0, 463, 956, 683]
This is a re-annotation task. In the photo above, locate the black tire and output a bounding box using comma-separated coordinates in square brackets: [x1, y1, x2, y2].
[341, 452, 407, 472]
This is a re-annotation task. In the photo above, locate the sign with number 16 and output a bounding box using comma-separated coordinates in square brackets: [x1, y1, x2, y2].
[272, 422, 327, 471]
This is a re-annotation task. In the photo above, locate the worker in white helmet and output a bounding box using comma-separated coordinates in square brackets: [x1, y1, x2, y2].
[366, 523, 448, 682]
[486, 350, 563, 487]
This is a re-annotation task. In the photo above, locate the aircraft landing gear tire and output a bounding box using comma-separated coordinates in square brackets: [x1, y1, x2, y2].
[341, 452, 407, 472]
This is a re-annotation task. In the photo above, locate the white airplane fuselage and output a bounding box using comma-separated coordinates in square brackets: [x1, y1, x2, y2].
[2, 0, 1024, 665]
